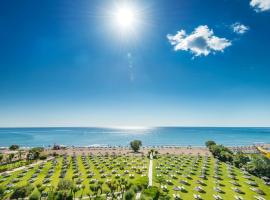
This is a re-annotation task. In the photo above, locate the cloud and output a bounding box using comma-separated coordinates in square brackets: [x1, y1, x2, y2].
[250, 0, 270, 12]
[167, 25, 231, 57]
[231, 23, 249, 34]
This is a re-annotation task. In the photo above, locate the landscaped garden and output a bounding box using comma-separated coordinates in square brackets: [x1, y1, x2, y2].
[0, 140, 270, 199]
[0, 153, 148, 199]
[150, 154, 270, 200]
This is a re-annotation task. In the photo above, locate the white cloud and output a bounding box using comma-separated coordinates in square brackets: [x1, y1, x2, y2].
[231, 23, 249, 34]
[250, 0, 270, 12]
[167, 25, 231, 57]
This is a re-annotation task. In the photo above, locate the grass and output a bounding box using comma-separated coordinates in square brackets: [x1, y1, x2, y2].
[0, 154, 148, 199]
[152, 154, 270, 199]
[0, 160, 28, 172]
[1, 153, 269, 199]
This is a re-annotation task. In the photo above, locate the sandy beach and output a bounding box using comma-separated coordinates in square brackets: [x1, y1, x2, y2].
[46, 146, 211, 156]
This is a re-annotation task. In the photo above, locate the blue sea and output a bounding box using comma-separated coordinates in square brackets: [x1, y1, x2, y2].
[0, 127, 270, 147]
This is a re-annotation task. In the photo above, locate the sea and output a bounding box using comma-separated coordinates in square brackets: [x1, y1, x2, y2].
[0, 127, 270, 148]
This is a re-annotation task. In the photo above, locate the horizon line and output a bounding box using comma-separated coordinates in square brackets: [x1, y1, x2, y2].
[0, 125, 270, 129]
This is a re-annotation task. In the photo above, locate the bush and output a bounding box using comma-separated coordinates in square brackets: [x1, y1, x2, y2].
[39, 155, 48, 160]
[0, 186, 4, 197]
[10, 185, 33, 199]
[233, 152, 250, 168]
[142, 186, 160, 200]
[29, 188, 41, 200]
[245, 154, 270, 177]
[130, 185, 139, 193]
[57, 179, 73, 191]
[55, 191, 72, 200]
[134, 176, 148, 190]
[208, 144, 233, 163]
[124, 190, 135, 200]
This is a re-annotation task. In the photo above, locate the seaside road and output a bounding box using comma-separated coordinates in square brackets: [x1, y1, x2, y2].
[0, 157, 54, 175]
[148, 153, 153, 186]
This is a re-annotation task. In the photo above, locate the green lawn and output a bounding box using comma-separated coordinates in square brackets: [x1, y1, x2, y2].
[1, 153, 269, 200]
[0, 154, 148, 199]
[152, 154, 270, 200]
[0, 160, 28, 172]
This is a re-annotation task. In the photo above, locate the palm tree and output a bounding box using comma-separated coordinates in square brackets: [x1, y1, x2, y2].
[87, 192, 92, 200]
[118, 178, 128, 198]
[8, 153, 14, 164]
[103, 189, 110, 200]
[48, 186, 55, 200]
[81, 185, 86, 198]
[90, 185, 99, 199]
[106, 180, 117, 199]
[0, 154, 3, 164]
[72, 185, 79, 200]
[18, 150, 23, 160]
[97, 181, 103, 194]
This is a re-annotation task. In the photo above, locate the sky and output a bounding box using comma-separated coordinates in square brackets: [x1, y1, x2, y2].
[0, 0, 270, 127]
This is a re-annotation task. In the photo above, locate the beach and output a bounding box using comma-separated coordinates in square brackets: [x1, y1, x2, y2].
[46, 146, 211, 156]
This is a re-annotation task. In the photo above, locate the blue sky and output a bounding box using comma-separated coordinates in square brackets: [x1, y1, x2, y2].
[0, 0, 270, 127]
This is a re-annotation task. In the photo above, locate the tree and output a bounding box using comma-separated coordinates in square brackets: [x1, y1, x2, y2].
[130, 140, 142, 152]
[8, 153, 15, 163]
[209, 144, 233, 163]
[106, 180, 117, 199]
[90, 184, 99, 199]
[97, 180, 103, 194]
[0, 154, 3, 163]
[205, 140, 216, 148]
[118, 178, 128, 197]
[18, 150, 24, 160]
[71, 185, 79, 200]
[245, 154, 270, 177]
[27, 147, 44, 161]
[233, 152, 250, 168]
[9, 144, 20, 151]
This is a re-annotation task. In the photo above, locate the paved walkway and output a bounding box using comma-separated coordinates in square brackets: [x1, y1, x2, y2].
[136, 192, 141, 199]
[148, 153, 153, 186]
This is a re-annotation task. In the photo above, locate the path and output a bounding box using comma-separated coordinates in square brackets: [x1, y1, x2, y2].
[0, 157, 54, 175]
[136, 192, 141, 199]
[148, 153, 153, 186]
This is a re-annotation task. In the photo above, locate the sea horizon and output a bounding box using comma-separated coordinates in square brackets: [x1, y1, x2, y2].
[1, 127, 270, 148]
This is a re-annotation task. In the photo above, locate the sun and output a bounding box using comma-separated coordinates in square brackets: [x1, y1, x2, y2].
[104, 1, 149, 39]
[116, 6, 135, 29]
[113, 4, 139, 32]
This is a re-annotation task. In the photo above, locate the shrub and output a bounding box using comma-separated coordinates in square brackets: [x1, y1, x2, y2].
[57, 179, 73, 191]
[124, 190, 135, 200]
[142, 186, 160, 200]
[233, 152, 250, 168]
[134, 176, 148, 190]
[245, 154, 270, 177]
[29, 188, 41, 200]
[0, 186, 4, 197]
[130, 185, 139, 193]
[10, 185, 33, 199]
[40, 155, 48, 160]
